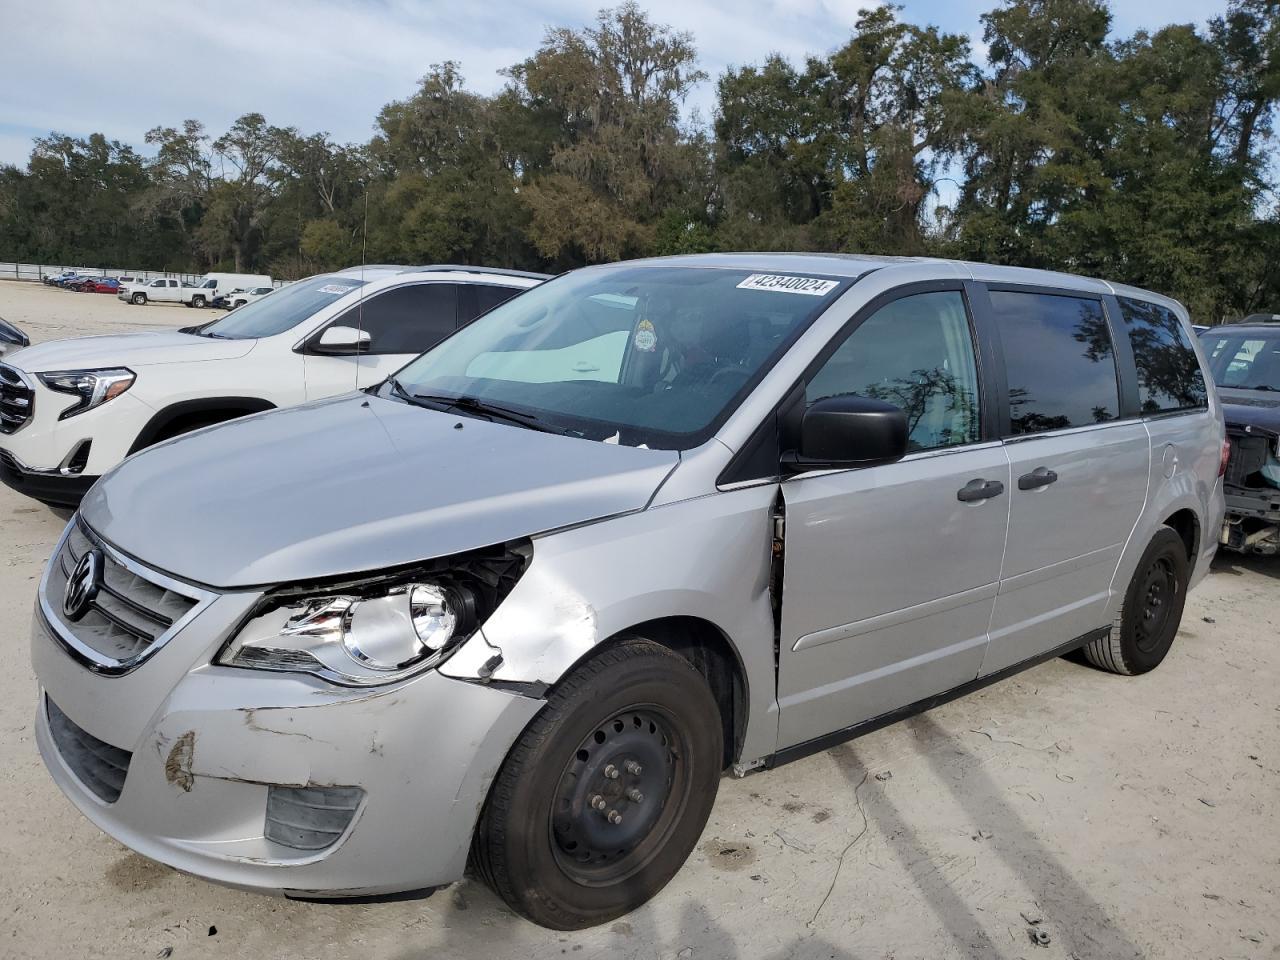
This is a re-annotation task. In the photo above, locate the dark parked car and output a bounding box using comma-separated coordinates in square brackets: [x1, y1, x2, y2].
[1201, 317, 1280, 555]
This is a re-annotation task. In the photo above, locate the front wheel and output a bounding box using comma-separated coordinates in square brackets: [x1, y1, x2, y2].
[131, 293, 146, 305]
[193, 295, 206, 307]
[472, 637, 723, 929]
[1083, 526, 1189, 675]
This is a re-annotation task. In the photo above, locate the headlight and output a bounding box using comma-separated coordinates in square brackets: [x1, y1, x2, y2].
[37, 368, 135, 419]
[219, 579, 480, 685]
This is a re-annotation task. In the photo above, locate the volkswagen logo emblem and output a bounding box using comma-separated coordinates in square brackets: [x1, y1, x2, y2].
[63, 549, 103, 622]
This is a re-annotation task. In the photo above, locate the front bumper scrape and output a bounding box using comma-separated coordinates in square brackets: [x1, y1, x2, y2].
[35, 665, 543, 897]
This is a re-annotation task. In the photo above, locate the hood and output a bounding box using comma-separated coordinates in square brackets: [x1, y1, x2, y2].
[81, 394, 680, 588]
[1219, 387, 1280, 436]
[6, 330, 254, 372]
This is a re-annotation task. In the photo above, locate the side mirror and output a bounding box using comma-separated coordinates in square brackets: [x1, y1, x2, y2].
[783, 395, 908, 473]
[311, 325, 372, 355]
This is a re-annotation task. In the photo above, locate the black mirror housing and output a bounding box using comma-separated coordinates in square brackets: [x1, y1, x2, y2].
[783, 395, 909, 473]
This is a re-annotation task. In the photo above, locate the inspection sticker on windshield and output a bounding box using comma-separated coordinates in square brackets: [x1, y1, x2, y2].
[318, 283, 359, 295]
[737, 274, 839, 296]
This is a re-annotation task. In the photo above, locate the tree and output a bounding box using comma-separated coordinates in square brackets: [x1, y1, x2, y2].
[505, 1, 708, 265]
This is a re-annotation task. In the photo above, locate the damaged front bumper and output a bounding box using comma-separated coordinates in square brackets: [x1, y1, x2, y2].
[1221, 425, 1280, 555]
[31, 602, 542, 897]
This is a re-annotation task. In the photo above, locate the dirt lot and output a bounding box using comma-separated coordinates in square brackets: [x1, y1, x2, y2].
[0, 281, 1276, 959]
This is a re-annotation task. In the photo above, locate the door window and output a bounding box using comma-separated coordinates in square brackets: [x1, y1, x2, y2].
[1115, 297, 1208, 413]
[458, 284, 521, 325]
[807, 291, 981, 451]
[330, 283, 458, 355]
[989, 291, 1120, 435]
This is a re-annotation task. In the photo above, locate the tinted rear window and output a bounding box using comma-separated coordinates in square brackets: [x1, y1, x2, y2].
[1116, 297, 1208, 413]
[989, 291, 1120, 435]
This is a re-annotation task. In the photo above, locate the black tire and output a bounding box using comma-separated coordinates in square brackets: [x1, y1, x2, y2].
[132, 293, 146, 305]
[193, 295, 206, 307]
[1083, 526, 1189, 675]
[472, 637, 723, 930]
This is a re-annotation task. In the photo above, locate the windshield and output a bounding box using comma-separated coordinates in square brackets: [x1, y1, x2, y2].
[192, 274, 366, 340]
[387, 264, 848, 448]
[1203, 331, 1280, 390]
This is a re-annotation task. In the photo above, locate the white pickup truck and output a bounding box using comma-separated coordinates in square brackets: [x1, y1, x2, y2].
[119, 273, 274, 308]
[117, 277, 194, 305]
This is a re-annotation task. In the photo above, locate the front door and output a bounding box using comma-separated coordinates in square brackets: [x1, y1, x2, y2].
[980, 289, 1150, 674]
[777, 288, 1010, 751]
[303, 282, 460, 399]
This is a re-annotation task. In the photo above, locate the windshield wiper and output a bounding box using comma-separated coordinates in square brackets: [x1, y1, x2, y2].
[409, 391, 567, 435]
[1237, 384, 1277, 392]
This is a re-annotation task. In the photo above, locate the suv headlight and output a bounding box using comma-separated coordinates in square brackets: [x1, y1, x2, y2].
[219, 578, 482, 686]
[38, 368, 135, 419]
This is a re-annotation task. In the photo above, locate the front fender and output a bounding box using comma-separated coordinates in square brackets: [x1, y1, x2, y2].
[441, 485, 781, 763]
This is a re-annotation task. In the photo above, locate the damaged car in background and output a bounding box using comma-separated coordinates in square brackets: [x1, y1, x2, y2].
[30, 254, 1224, 930]
[1201, 317, 1280, 555]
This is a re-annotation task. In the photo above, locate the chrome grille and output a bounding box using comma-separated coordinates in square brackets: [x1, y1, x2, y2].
[46, 696, 132, 803]
[43, 518, 203, 671]
[0, 363, 32, 434]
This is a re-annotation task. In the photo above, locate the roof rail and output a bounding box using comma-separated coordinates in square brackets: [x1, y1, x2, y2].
[1230, 313, 1280, 324]
[397, 264, 553, 281]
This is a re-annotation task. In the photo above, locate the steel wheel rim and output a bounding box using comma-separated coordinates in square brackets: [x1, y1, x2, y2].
[549, 704, 686, 886]
[1135, 556, 1178, 653]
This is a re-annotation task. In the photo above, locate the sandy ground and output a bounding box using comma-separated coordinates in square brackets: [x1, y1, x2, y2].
[0, 281, 1277, 960]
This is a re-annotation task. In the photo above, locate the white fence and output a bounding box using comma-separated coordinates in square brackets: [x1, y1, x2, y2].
[0, 263, 287, 287]
[0, 261, 203, 284]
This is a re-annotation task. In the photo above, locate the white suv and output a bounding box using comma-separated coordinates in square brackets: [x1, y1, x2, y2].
[0, 265, 546, 504]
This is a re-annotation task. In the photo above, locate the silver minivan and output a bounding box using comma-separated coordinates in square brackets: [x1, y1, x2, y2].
[31, 254, 1226, 929]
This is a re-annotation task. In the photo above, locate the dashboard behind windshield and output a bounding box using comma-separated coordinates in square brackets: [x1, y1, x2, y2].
[389, 265, 850, 449]
[193, 275, 367, 340]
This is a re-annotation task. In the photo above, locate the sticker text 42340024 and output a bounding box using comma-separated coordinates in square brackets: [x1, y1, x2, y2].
[736, 274, 839, 297]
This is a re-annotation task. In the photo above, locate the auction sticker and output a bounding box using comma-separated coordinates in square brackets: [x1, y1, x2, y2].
[633, 318, 658, 352]
[319, 283, 359, 295]
[736, 274, 839, 296]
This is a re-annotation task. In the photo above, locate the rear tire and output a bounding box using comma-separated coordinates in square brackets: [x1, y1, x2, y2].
[1083, 526, 1189, 675]
[132, 293, 146, 305]
[472, 637, 722, 930]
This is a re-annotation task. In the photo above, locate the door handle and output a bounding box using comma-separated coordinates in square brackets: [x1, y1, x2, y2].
[1018, 466, 1059, 491]
[956, 478, 1005, 503]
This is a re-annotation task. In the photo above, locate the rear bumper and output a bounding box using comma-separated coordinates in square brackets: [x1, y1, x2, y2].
[0, 447, 96, 505]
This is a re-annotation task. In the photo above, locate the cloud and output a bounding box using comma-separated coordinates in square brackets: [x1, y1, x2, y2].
[0, 0, 1230, 167]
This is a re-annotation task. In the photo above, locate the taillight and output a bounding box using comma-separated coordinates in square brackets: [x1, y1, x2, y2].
[1219, 439, 1231, 477]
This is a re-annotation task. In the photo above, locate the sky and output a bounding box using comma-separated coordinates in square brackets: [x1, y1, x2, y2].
[0, 0, 1228, 169]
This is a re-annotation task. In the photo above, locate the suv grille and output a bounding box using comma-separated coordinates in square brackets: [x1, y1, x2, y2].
[45, 519, 201, 669]
[46, 697, 132, 803]
[0, 363, 32, 434]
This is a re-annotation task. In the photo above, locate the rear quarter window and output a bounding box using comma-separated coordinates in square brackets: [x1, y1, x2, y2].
[1116, 297, 1208, 413]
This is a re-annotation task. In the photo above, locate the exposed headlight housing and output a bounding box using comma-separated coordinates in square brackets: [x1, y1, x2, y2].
[37, 368, 135, 419]
[220, 581, 479, 685]
[218, 545, 528, 686]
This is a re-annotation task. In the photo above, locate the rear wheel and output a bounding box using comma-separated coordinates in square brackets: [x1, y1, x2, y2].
[472, 637, 722, 930]
[131, 293, 146, 305]
[1083, 526, 1189, 675]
